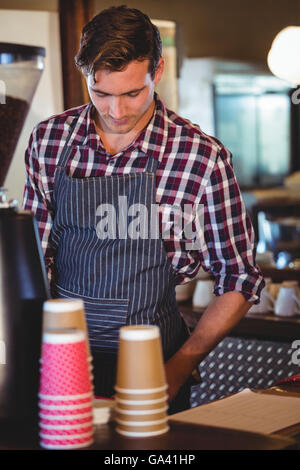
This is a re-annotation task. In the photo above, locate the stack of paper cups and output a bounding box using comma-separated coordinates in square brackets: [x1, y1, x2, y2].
[39, 329, 94, 449]
[42, 299, 91, 356]
[42, 299, 93, 387]
[114, 325, 169, 437]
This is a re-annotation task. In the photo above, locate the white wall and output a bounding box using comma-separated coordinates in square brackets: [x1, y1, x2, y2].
[0, 9, 63, 205]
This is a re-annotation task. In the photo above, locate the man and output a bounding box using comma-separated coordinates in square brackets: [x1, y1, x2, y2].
[23, 6, 264, 413]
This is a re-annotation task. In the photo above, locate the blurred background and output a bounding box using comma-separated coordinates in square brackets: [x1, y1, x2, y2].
[1, 0, 300, 270]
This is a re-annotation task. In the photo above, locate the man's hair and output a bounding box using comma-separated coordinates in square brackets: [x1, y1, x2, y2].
[75, 5, 162, 79]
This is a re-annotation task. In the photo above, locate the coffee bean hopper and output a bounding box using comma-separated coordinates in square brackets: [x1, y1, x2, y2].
[0, 43, 49, 428]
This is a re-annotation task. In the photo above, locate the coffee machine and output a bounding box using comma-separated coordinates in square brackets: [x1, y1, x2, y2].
[0, 43, 49, 427]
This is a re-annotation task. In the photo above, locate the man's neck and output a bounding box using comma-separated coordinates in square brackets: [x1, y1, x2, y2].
[95, 126, 138, 156]
[93, 101, 155, 156]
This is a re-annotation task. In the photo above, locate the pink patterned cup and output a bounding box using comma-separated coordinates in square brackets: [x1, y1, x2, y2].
[39, 329, 92, 397]
[38, 329, 94, 449]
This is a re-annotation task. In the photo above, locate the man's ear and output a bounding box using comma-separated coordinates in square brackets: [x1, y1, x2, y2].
[154, 58, 165, 84]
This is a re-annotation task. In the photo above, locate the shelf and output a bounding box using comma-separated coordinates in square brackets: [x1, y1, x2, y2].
[178, 300, 300, 342]
[260, 266, 300, 282]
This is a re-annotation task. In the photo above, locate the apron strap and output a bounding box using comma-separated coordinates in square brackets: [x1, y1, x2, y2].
[56, 118, 78, 168]
[56, 115, 160, 174]
[145, 153, 159, 174]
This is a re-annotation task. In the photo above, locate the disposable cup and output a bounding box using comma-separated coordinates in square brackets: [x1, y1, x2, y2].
[115, 426, 169, 438]
[115, 416, 167, 427]
[40, 436, 93, 449]
[115, 403, 168, 414]
[38, 329, 94, 449]
[38, 392, 93, 403]
[115, 419, 169, 436]
[38, 405, 93, 416]
[115, 408, 167, 422]
[39, 409, 93, 419]
[115, 392, 168, 403]
[114, 388, 167, 402]
[39, 329, 93, 397]
[39, 415, 93, 427]
[39, 402, 93, 411]
[40, 422, 93, 431]
[116, 325, 167, 391]
[42, 298, 91, 356]
[40, 430, 93, 440]
[114, 384, 167, 395]
[39, 425, 94, 436]
[115, 406, 168, 416]
[115, 396, 169, 412]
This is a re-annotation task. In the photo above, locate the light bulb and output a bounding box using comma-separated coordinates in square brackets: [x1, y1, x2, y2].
[267, 26, 300, 85]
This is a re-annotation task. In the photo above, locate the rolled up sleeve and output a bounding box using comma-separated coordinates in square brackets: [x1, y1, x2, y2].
[199, 146, 265, 303]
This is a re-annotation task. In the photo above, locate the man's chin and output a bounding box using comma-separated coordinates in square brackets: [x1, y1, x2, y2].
[106, 120, 136, 134]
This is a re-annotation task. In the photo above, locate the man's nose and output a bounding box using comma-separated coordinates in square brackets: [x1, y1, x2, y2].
[110, 96, 125, 118]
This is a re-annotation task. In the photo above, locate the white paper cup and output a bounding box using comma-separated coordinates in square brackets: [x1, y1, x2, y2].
[274, 285, 300, 317]
[192, 280, 215, 308]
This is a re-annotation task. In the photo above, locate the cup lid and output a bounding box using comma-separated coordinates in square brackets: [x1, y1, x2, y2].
[119, 325, 160, 341]
[42, 328, 85, 344]
[43, 299, 84, 313]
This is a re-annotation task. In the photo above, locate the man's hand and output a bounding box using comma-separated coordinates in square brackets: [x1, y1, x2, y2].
[165, 291, 253, 404]
[165, 351, 192, 404]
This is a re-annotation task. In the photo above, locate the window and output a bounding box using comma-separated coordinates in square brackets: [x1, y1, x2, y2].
[213, 74, 292, 188]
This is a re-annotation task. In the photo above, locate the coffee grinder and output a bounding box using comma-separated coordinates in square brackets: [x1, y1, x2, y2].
[0, 43, 49, 427]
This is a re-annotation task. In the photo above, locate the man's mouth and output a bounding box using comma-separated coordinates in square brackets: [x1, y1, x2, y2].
[110, 117, 129, 125]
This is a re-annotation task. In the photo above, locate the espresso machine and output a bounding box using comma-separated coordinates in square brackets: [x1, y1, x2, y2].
[0, 43, 49, 427]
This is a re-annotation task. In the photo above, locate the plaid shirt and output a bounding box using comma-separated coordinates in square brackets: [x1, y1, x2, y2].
[23, 95, 264, 302]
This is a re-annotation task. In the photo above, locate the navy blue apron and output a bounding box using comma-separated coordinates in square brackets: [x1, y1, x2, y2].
[51, 117, 189, 408]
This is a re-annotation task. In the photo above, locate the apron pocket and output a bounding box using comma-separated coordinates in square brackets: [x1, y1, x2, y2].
[85, 297, 129, 353]
[56, 285, 129, 353]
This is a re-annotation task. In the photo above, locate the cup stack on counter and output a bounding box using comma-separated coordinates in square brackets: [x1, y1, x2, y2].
[114, 325, 169, 437]
[42, 298, 94, 393]
[39, 299, 94, 450]
[42, 299, 92, 359]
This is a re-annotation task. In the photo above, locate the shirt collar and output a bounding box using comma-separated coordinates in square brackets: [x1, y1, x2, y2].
[67, 102, 99, 150]
[134, 94, 169, 163]
[71, 94, 169, 162]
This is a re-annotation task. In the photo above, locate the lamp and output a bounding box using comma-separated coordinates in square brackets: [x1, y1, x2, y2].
[267, 26, 300, 85]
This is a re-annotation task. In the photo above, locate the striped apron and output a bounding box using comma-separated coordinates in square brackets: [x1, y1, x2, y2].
[51, 122, 187, 399]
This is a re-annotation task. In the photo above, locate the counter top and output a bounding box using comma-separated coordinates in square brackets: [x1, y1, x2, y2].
[0, 384, 299, 450]
[0, 416, 296, 451]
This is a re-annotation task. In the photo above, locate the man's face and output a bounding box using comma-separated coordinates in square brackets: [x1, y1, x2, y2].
[87, 59, 164, 135]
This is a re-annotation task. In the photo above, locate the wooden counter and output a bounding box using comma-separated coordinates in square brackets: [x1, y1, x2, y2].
[0, 415, 296, 451]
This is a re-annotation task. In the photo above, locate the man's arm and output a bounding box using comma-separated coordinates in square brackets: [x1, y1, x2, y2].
[165, 291, 252, 403]
[165, 144, 264, 403]
[22, 127, 55, 291]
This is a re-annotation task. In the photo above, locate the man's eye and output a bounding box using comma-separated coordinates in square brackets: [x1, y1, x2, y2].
[127, 92, 140, 98]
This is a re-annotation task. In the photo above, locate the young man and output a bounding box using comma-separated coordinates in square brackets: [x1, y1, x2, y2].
[23, 6, 264, 413]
